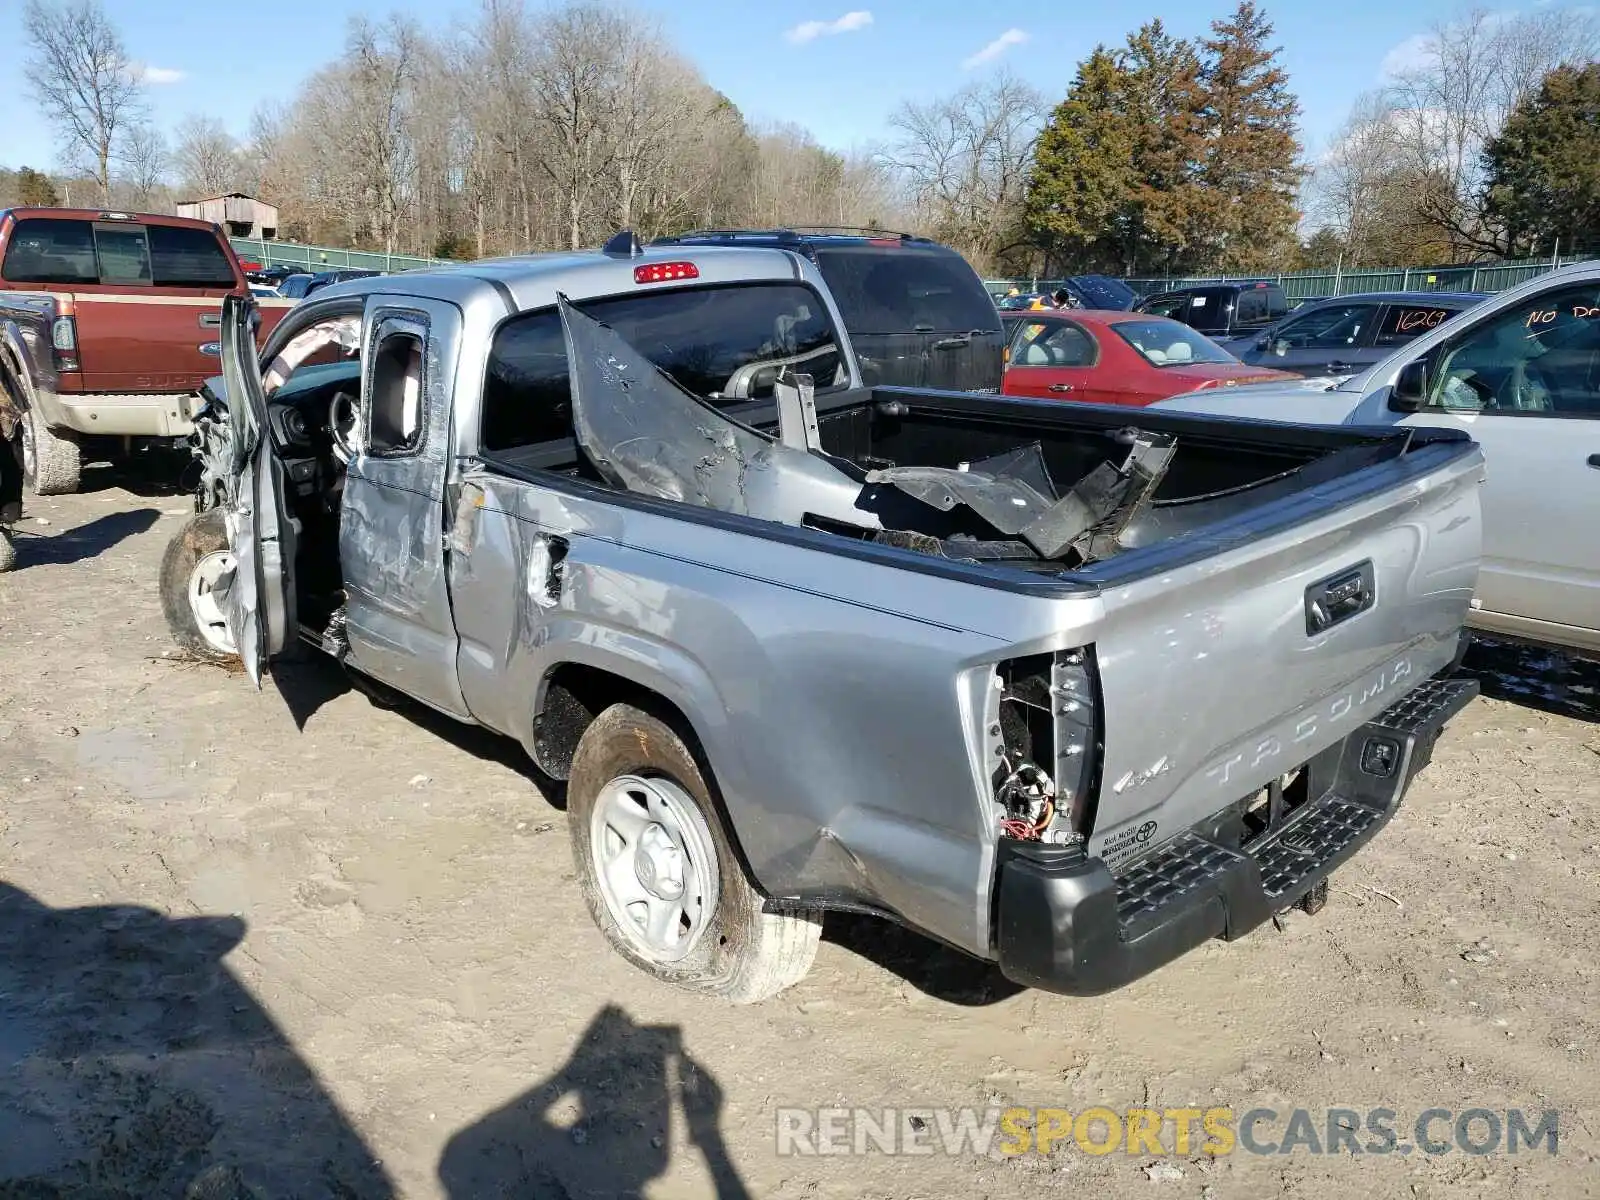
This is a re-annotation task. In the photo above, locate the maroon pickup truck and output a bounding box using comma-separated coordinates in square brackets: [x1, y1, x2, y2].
[0, 207, 291, 498]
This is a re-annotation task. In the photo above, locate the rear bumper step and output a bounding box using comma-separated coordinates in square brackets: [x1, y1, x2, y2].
[994, 675, 1478, 995]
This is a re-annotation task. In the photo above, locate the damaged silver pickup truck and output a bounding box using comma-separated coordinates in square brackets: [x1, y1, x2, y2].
[158, 240, 1485, 1001]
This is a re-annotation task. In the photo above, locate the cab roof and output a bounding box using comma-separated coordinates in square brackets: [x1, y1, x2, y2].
[0, 206, 228, 232]
[303, 241, 820, 316]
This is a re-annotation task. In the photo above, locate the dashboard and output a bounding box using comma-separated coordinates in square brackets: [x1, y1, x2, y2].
[267, 359, 360, 498]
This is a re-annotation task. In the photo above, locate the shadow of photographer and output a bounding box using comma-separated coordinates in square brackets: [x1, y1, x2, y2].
[0, 881, 393, 1198]
[439, 1004, 749, 1200]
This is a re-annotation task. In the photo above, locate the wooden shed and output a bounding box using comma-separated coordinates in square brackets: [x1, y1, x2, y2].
[174, 193, 280, 240]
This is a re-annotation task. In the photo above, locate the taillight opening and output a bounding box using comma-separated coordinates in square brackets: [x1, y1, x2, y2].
[988, 647, 1103, 844]
[51, 315, 79, 372]
[634, 261, 699, 284]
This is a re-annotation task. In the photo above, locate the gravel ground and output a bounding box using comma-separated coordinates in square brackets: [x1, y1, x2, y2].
[1, 457, 1597, 1200]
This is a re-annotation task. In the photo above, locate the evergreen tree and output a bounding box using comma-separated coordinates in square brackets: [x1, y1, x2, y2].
[15, 166, 60, 207]
[1023, 48, 1135, 272]
[1194, 2, 1304, 270]
[1482, 63, 1600, 257]
[1121, 21, 1208, 272]
[1023, 22, 1209, 274]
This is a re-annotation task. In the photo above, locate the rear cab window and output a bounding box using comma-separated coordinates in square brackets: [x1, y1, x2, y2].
[812, 246, 1000, 334]
[1, 216, 237, 289]
[149, 226, 238, 287]
[481, 281, 846, 452]
[2, 218, 97, 285]
[1235, 286, 1285, 328]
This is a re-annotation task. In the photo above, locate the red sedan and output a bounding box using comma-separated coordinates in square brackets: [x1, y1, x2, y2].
[1002, 310, 1296, 405]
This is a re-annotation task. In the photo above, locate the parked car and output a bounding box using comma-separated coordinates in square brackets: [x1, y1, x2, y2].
[1003, 311, 1297, 405]
[303, 268, 382, 298]
[1153, 260, 1600, 655]
[250, 265, 299, 286]
[1234, 291, 1489, 378]
[1056, 274, 1139, 311]
[650, 228, 1005, 392]
[998, 292, 1046, 310]
[0, 206, 292, 497]
[157, 237, 1482, 1000]
[248, 283, 281, 299]
[1000, 277, 1139, 313]
[276, 273, 315, 300]
[1134, 281, 1290, 348]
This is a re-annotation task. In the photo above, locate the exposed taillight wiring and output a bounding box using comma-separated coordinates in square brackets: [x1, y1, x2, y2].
[999, 797, 1054, 841]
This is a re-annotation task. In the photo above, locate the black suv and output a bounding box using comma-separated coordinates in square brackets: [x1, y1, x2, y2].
[1133, 281, 1289, 348]
[651, 229, 1005, 392]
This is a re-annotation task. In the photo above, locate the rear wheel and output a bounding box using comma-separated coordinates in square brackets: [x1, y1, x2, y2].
[159, 510, 239, 663]
[21, 408, 82, 497]
[568, 704, 822, 1003]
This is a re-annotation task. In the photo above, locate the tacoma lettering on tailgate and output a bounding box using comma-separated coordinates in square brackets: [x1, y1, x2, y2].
[1203, 657, 1413, 788]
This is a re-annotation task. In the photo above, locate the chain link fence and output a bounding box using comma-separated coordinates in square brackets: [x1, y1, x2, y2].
[228, 238, 454, 274]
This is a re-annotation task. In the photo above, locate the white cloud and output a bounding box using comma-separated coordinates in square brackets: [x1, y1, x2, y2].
[785, 11, 873, 45]
[1378, 32, 1435, 79]
[138, 65, 186, 84]
[962, 28, 1028, 70]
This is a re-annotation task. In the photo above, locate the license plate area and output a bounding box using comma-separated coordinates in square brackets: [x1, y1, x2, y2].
[1237, 768, 1309, 847]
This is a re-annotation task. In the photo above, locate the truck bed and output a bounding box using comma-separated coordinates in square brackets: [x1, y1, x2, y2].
[481, 383, 1469, 591]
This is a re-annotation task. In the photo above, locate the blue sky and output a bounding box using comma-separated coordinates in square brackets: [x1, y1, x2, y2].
[0, 0, 1567, 173]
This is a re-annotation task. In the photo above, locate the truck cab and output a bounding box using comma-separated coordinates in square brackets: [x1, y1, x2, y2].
[0, 207, 292, 495]
[1135, 281, 1290, 349]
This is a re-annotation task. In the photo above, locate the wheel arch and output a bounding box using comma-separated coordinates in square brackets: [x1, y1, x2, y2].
[532, 655, 769, 900]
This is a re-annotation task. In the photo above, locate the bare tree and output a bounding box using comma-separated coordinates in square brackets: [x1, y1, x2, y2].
[138, 0, 908, 259]
[530, 2, 627, 249]
[882, 72, 1045, 270]
[22, 0, 147, 205]
[173, 115, 240, 198]
[1384, 5, 1599, 255]
[122, 124, 168, 209]
[1304, 91, 1449, 266]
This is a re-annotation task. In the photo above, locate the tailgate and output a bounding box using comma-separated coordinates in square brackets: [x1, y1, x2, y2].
[70, 291, 231, 393]
[1085, 439, 1483, 868]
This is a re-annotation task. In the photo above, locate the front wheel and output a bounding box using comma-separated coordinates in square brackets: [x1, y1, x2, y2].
[568, 704, 822, 1003]
[158, 510, 239, 663]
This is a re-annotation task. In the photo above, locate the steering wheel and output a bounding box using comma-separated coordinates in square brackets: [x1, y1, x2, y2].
[328, 390, 359, 463]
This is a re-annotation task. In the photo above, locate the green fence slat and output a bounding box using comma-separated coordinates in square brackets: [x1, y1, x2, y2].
[985, 251, 1594, 303]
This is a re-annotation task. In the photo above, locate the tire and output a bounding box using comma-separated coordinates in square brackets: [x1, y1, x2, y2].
[0, 528, 15, 573]
[159, 510, 239, 663]
[22, 407, 82, 497]
[568, 704, 822, 1003]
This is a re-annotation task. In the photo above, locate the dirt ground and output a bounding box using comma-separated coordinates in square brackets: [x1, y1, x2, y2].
[1, 455, 1597, 1200]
